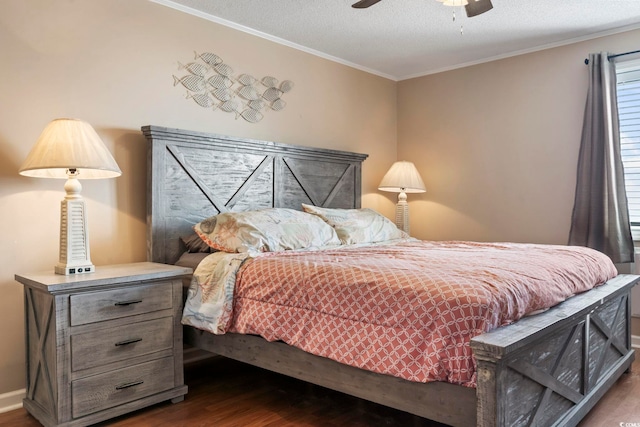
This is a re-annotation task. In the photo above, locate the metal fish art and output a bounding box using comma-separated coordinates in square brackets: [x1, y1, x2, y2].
[207, 75, 233, 89]
[219, 99, 240, 113]
[173, 74, 206, 92]
[238, 85, 261, 101]
[195, 51, 222, 66]
[262, 76, 279, 88]
[211, 88, 233, 102]
[237, 74, 257, 86]
[178, 61, 209, 77]
[247, 99, 265, 111]
[280, 80, 294, 93]
[240, 109, 263, 123]
[174, 51, 293, 123]
[270, 99, 286, 111]
[262, 87, 283, 102]
[214, 63, 234, 77]
[187, 93, 215, 108]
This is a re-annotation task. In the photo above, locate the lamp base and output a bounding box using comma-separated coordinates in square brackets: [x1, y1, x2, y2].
[395, 204, 409, 234]
[56, 173, 95, 275]
[55, 263, 95, 275]
[395, 191, 410, 234]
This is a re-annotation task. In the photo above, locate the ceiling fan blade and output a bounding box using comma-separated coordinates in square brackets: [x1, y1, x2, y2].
[352, 0, 383, 8]
[465, 0, 493, 17]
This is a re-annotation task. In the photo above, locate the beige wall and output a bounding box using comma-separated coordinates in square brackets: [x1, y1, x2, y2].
[0, 0, 396, 394]
[398, 28, 640, 244]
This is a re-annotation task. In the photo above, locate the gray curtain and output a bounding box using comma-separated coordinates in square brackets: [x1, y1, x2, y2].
[569, 52, 634, 264]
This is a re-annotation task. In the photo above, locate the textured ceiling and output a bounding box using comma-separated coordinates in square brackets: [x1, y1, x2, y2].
[157, 0, 640, 80]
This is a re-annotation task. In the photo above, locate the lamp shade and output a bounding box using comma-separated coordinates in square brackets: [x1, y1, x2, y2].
[378, 161, 426, 194]
[19, 118, 122, 179]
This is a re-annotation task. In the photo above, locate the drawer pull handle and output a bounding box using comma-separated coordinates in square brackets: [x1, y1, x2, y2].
[114, 299, 142, 306]
[115, 338, 142, 347]
[115, 380, 144, 390]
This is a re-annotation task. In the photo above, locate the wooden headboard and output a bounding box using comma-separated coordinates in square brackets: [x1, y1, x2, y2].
[143, 125, 369, 264]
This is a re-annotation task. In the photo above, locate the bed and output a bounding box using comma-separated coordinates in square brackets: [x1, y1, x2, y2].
[143, 124, 638, 427]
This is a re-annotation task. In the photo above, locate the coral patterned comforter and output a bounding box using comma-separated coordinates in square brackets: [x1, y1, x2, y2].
[182, 240, 617, 387]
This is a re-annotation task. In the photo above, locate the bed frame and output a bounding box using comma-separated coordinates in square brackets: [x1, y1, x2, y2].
[143, 125, 638, 427]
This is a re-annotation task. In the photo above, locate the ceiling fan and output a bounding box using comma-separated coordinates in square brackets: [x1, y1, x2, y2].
[352, 0, 493, 18]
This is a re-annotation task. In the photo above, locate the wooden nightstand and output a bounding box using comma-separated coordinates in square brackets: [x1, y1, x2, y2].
[16, 262, 192, 427]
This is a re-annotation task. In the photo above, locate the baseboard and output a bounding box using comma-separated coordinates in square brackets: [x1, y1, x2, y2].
[0, 389, 24, 414]
[633, 334, 640, 350]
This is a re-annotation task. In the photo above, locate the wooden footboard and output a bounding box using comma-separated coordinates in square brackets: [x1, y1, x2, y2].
[471, 274, 637, 427]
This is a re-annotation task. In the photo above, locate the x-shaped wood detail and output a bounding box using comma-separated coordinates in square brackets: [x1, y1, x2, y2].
[167, 145, 356, 212]
[587, 295, 627, 388]
[524, 323, 583, 426]
[283, 157, 353, 207]
[26, 289, 56, 412]
[507, 294, 628, 427]
[168, 144, 273, 213]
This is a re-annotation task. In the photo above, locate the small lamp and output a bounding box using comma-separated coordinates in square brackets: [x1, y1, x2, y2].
[378, 161, 426, 234]
[19, 118, 122, 275]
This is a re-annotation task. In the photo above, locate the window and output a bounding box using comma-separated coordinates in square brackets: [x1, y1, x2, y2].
[616, 58, 640, 239]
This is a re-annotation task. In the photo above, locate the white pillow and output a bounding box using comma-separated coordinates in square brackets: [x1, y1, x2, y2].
[301, 204, 408, 244]
[194, 208, 340, 253]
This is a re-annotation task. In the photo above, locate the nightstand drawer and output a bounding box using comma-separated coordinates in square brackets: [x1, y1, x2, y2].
[70, 282, 173, 326]
[72, 356, 175, 418]
[71, 316, 174, 371]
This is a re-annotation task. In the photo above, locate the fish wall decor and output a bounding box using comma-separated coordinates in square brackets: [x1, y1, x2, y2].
[173, 51, 294, 123]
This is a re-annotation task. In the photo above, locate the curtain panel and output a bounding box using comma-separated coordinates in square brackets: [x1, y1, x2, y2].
[569, 52, 634, 264]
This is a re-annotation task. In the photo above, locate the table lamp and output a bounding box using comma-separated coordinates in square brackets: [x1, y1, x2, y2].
[19, 118, 122, 275]
[378, 161, 426, 234]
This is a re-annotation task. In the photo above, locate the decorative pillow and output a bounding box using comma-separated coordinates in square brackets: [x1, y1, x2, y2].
[301, 204, 409, 244]
[181, 233, 216, 253]
[194, 208, 341, 253]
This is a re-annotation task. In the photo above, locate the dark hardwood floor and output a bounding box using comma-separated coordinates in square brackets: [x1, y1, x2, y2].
[2, 354, 638, 427]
